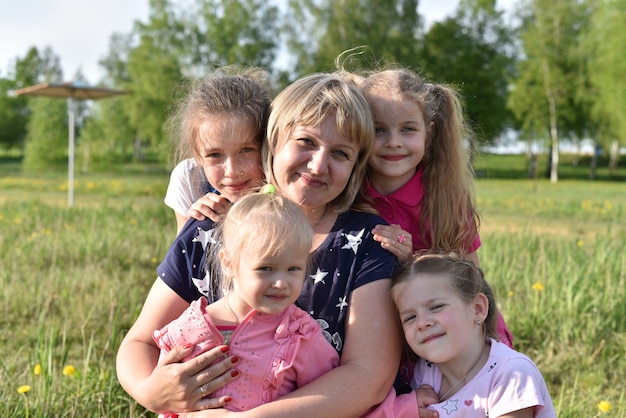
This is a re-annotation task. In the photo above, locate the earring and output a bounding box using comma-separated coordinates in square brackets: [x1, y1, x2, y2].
[476, 319, 481, 325]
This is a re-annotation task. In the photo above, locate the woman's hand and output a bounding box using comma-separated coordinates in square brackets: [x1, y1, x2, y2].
[117, 280, 238, 413]
[142, 344, 240, 413]
[372, 224, 413, 264]
[188, 193, 232, 223]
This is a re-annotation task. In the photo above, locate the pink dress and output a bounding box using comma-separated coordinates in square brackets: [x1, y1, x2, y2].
[153, 297, 339, 415]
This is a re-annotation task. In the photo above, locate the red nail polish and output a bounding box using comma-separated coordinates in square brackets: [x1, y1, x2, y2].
[231, 355, 240, 364]
[183, 343, 192, 349]
[231, 370, 240, 378]
[224, 396, 232, 403]
[221, 346, 229, 353]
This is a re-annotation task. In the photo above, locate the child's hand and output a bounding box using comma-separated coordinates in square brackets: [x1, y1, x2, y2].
[188, 193, 232, 222]
[372, 223, 413, 263]
[415, 384, 439, 408]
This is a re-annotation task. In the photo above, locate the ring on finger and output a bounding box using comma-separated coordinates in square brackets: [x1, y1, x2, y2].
[200, 385, 206, 396]
[397, 234, 406, 244]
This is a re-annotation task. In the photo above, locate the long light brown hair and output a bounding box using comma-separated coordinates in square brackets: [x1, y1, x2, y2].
[357, 68, 480, 253]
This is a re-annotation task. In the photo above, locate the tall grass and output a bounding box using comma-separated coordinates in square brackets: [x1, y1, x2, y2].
[1, 158, 625, 417]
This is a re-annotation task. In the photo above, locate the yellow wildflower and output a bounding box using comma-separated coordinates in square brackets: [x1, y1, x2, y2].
[577, 239, 584, 247]
[17, 385, 31, 394]
[532, 282, 544, 291]
[508, 291, 514, 298]
[597, 401, 611, 413]
[33, 364, 42, 376]
[62, 365, 76, 376]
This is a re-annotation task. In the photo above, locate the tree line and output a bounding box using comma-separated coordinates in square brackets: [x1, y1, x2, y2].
[0, 0, 623, 181]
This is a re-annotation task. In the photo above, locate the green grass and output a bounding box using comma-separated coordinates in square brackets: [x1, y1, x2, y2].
[1, 154, 625, 417]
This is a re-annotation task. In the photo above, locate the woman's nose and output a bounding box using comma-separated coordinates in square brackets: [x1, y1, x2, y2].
[307, 149, 329, 174]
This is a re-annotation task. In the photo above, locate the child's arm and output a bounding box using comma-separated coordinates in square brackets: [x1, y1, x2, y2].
[497, 406, 535, 418]
[371, 223, 414, 263]
[414, 384, 439, 408]
[187, 193, 231, 223]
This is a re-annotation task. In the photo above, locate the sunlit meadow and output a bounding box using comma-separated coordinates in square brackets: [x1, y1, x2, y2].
[1, 155, 625, 417]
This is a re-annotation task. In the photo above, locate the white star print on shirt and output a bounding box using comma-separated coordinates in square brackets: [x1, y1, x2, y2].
[310, 268, 328, 284]
[191, 271, 211, 297]
[192, 227, 216, 250]
[341, 228, 364, 254]
[336, 296, 348, 311]
[441, 399, 458, 414]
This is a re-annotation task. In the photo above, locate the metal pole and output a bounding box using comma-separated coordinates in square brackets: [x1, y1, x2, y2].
[68, 98, 75, 207]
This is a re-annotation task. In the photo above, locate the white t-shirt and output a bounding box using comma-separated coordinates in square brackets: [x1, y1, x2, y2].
[411, 339, 556, 417]
[164, 158, 211, 216]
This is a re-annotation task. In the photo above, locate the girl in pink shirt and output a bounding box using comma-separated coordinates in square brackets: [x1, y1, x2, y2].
[153, 189, 339, 416]
[352, 68, 481, 267]
[346, 68, 513, 348]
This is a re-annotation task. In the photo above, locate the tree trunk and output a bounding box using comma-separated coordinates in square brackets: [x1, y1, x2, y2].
[608, 139, 619, 174]
[589, 141, 598, 180]
[542, 59, 559, 183]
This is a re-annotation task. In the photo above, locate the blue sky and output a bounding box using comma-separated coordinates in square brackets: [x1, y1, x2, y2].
[0, 0, 512, 85]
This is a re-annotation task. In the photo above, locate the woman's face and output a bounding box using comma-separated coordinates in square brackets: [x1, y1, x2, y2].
[271, 117, 359, 213]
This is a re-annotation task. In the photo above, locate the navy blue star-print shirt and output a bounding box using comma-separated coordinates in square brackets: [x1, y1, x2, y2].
[157, 210, 399, 356]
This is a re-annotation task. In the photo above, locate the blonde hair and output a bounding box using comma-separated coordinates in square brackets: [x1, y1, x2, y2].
[213, 191, 313, 293]
[392, 251, 497, 342]
[357, 68, 480, 253]
[167, 67, 272, 169]
[263, 73, 375, 213]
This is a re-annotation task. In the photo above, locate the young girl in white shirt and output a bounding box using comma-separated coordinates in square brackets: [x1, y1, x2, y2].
[391, 252, 556, 417]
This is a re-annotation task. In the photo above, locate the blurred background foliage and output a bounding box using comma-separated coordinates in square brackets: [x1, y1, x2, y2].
[0, 0, 624, 181]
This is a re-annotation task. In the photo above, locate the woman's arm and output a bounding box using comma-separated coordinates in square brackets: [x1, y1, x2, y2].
[187, 279, 402, 418]
[116, 278, 237, 412]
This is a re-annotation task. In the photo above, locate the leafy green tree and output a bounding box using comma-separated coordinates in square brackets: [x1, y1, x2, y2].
[85, 32, 139, 167]
[507, 0, 589, 182]
[193, 0, 279, 72]
[78, 97, 135, 172]
[285, 0, 422, 76]
[419, 0, 516, 144]
[585, 0, 626, 175]
[0, 47, 63, 150]
[122, 0, 184, 156]
[0, 78, 27, 149]
[22, 97, 68, 171]
[16, 47, 67, 172]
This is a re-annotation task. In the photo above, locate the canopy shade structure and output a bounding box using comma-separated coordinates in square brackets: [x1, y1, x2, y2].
[14, 81, 129, 207]
[13, 81, 128, 100]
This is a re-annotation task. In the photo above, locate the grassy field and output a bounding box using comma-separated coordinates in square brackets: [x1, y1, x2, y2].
[1, 154, 625, 417]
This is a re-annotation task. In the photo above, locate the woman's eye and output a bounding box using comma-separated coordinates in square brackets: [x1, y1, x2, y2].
[375, 127, 385, 134]
[333, 149, 350, 159]
[206, 152, 222, 159]
[241, 146, 258, 154]
[297, 137, 314, 146]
